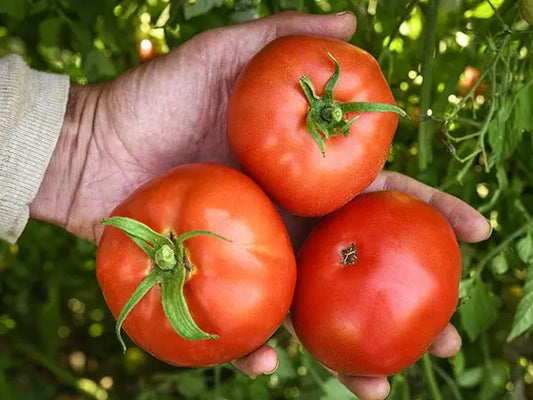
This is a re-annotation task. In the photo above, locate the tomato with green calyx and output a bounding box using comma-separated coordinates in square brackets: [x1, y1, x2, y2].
[227, 36, 406, 217]
[96, 163, 296, 366]
[291, 191, 461, 376]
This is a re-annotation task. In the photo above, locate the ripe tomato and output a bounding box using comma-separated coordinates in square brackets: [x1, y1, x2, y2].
[96, 163, 296, 366]
[138, 39, 158, 62]
[227, 36, 403, 217]
[458, 66, 486, 96]
[291, 191, 461, 376]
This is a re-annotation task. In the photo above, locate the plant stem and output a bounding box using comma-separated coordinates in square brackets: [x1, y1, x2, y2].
[422, 354, 443, 400]
[433, 364, 464, 400]
[15, 340, 108, 400]
[477, 219, 533, 275]
[214, 366, 221, 399]
[417, 0, 440, 170]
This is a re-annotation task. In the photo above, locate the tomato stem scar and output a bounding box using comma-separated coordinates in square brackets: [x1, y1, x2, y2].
[340, 243, 358, 266]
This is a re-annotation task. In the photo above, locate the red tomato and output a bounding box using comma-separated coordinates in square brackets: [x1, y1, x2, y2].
[291, 191, 461, 376]
[227, 36, 401, 217]
[458, 66, 486, 96]
[96, 163, 296, 366]
[138, 39, 158, 62]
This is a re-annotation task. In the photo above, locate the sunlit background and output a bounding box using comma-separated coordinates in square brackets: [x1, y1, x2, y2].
[0, 0, 532, 399]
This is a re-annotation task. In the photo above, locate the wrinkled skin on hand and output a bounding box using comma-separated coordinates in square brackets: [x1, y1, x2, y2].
[30, 12, 491, 400]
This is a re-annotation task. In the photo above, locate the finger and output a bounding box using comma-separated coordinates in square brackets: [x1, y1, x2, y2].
[205, 11, 357, 75]
[338, 375, 390, 400]
[240, 11, 357, 44]
[232, 345, 278, 375]
[429, 323, 462, 358]
[365, 171, 491, 243]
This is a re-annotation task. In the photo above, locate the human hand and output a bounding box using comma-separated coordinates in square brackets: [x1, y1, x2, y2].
[28, 8, 357, 384]
[30, 11, 357, 243]
[28, 10, 491, 399]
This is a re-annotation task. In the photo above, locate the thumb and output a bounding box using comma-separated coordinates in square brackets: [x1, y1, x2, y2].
[237, 11, 357, 43]
[202, 11, 357, 75]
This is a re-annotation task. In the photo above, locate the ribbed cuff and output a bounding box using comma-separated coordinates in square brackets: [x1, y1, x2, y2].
[0, 54, 70, 243]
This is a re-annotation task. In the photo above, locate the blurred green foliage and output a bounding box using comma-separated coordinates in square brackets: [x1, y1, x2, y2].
[1, 0, 533, 399]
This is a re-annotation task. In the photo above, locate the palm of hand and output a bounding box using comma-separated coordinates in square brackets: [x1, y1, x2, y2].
[64, 12, 358, 242]
[66, 34, 240, 242]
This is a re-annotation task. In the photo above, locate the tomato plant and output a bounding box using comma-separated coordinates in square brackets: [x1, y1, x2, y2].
[2, 1, 532, 399]
[227, 36, 405, 217]
[520, 0, 533, 24]
[96, 163, 296, 366]
[291, 191, 462, 376]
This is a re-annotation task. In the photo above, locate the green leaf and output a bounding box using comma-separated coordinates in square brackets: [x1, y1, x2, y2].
[279, 0, 305, 10]
[0, 0, 27, 19]
[274, 348, 296, 380]
[490, 253, 508, 275]
[247, 380, 269, 400]
[68, 21, 93, 51]
[512, 85, 532, 136]
[388, 373, 410, 400]
[0, 364, 14, 399]
[456, 366, 483, 388]
[29, 0, 48, 15]
[508, 264, 533, 341]
[183, 0, 224, 20]
[459, 281, 501, 341]
[37, 278, 61, 356]
[320, 377, 355, 400]
[517, 235, 533, 263]
[82, 48, 118, 81]
[479, 360, 508, 400]
[468, 0, 504, 19]
[39, 18, 65, 47]
[71, 0, 105, 24]
[459, 278, 474, 298]
[177, 371, 206, 397]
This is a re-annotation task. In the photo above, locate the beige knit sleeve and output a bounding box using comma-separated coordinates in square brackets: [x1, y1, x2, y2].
[0, 54, 70, 243]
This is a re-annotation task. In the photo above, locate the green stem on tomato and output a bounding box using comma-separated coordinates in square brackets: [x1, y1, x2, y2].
[300, 51, 407, 156]
[102, 216, 230, 352]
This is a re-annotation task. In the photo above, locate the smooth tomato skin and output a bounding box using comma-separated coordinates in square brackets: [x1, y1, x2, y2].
[227, 36, 398, 216]
[291, 191, 461, 376]
[96, 163, 296, 367]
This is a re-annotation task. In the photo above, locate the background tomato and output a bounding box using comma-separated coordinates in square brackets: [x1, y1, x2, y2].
[291, 191, 461, 376]
[457, 66, 487, 96]
[227, 36, 400, 217]
[96, 163, 296, 366]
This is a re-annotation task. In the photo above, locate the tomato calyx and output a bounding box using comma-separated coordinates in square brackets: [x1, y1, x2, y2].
[102, 216, 230, 352]
[299, 51, 407, 156]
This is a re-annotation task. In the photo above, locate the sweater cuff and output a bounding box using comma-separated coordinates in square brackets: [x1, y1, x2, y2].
[0, 54, 70, 243]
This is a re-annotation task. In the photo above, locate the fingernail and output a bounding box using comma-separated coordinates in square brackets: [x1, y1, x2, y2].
[485, 218, 493, 238]
[267, 358, 279, 375]
[335, 10, 354, 17]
